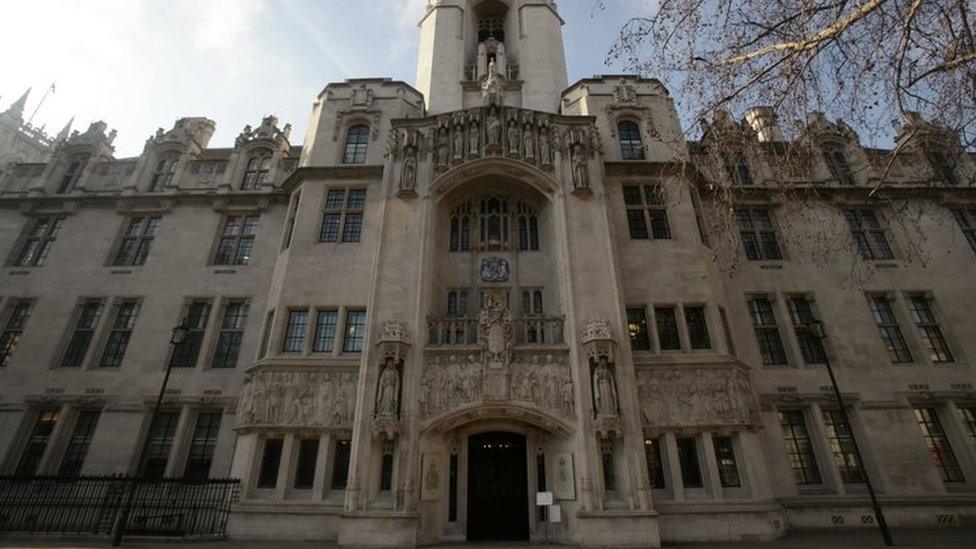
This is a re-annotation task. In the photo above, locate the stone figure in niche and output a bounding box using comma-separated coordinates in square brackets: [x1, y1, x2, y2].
[331, 386, 348, 424]
[593, 356, 618, 417]
[467, 112, 481, 157]
[481, 60, 504, 107]
[376, 358, 401, 418]
[400, 145, 417, 194]
[238, 377, 255, 424]
[486, 106, 502, 152]
[453, 123, 465, 161]
[539, 127, 552, 166]
[436, 126, 450, 167]
[571, 143, 589, 191]
[507, 112, 521, 157]
[523, 122, 535, 161]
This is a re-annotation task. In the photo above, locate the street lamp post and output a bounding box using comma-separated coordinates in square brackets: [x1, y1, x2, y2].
[112, 320, 190, 547]
[808, 319, 894, 546]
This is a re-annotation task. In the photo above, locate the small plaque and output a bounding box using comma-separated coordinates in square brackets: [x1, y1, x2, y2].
[548, 504, 562, 523]
[777, 386, 798, 394]
[536, 492, 554, 506]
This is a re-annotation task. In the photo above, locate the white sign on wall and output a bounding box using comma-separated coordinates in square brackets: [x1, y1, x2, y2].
[548, 504, 562, 523]
[536, 491, 554, 506]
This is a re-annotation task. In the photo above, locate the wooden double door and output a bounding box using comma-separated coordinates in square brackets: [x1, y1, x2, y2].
[466, 432, 529, 541]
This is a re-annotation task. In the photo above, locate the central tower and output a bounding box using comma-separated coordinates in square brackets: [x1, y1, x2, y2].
[415, 0, 569, 114]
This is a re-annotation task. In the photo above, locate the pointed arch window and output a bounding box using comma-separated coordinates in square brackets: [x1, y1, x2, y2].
[450, 195, 539, 252]
[242, 150, 273, 190]
[58, 155, 89, 194]
[822, 145, 854, 185]
[450, 202, 472, 252]
[343, 125, 370, 164]
[148, 153, 179, 193]
[618, 121, 645, 160]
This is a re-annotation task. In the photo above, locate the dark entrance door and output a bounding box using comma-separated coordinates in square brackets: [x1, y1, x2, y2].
[467, 431, 529, 541]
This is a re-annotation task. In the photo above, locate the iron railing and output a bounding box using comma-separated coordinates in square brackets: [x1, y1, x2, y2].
[0, 476, 239, 538]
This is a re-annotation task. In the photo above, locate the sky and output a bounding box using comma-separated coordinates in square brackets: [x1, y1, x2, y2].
[0, 0, 644, 158]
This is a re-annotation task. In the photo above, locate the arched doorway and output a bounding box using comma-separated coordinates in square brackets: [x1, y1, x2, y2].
[466, 431, 529, 541]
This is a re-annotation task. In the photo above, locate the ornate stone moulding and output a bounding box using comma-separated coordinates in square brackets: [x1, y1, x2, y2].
[637, 365, 762, 430]
[388, 104, 602, 198]
[422, 402, 574, 439]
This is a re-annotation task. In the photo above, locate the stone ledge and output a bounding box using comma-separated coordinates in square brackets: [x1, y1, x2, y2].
[233, 502, 343, 515]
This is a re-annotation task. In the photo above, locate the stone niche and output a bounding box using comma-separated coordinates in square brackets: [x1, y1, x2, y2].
[637, 366, 761, 429]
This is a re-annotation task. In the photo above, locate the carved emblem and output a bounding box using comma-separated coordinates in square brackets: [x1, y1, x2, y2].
[480, 257, 510, 282]
[581, 317, 613, 343]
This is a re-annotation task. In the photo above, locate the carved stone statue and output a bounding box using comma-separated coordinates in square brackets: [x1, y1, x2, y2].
[539, 127, 552, 166]
[571, 142, 589, 190]
[481, 60, 504, 107]
[468, 112, 481, 157]
[486, 106, 502, 152]
[400, 145, 417, 194]
[376, 358, 401, 418]
[436, 127, 450, 167]
[507, 114, 521, 158]
[593, 357, 618, 417]
[523, 122, 535, 161]
[453, 122, 465, 161]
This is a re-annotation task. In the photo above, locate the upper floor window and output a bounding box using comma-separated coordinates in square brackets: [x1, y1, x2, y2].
[787, 296, 827, 364]
[343, 125, 370, 164]
[282, 309, 309, 353]
[242, 151, 272, 190]
[113, 216, 160, 266]
[14, 217, 64, 267]
[684, 306, 711, 350]
[722, 153, 753, 186]
[450, 196, 540, 252]
[618, 121, 645, 160]
[844, 209, 894, 260]
[58, 155, 89, 194]
[627, 308, 651, 351]
[61, 300, 105, 369]
[748, 296, 788, 366]
[951, 208, 976, 254]
[169, 300, 212, 369]
[212, 300, 249, 369]
[736, 208, 782, 260]
[320, 188, 366, 243]
[867, 294, 913, 363]
[148, 154, 179, 193]
[98, 300, 141, 368]
[0, 299, 34, 367]
[343, 310, 367, 353]
[927, 150, 959, 186]
[624, 185, 670, 240]
[822, 145, 855, 185]
[906, 294, 953, 363]
[215, 214, 259, 265]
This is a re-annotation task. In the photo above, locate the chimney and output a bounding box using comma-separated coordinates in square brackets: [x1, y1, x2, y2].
[744, 106, 784, 142]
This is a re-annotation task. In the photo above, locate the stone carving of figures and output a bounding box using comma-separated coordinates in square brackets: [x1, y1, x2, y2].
[400, 145, 417, 194]
[453, 122, 465, 161]
[331, 387, 348, 425]
[507, 114, 520, 157]
[571, 143, 589, 191]
[561, 375, 574, 416]
[523, 122, 535, 161]
[468, 112, 481, 157]
[539, 127, 552, 166]
[436, 127, 450, 167]
[238, 377, 255, 424]
[593, 357, 618, 417]
[486, 107, 502, 152]
[376, 358, 401, 418]
[419, 376, 431, 417]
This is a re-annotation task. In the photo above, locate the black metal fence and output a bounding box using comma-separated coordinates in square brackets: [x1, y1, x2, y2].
[0, 476, 239, 538]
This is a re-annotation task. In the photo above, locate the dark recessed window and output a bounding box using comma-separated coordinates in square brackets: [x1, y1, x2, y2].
[282, 310, 309, 353]
[627, 308, 651, 351]
[913, 407, 965, 483]
[844, 209, 894, 260]
[257, 438, 284, 488]
[294, 438, 320, 490]
[685, 306, 711, 350]
[212, 301, 249, 369]
[624, 185, 670, 240]
[141, 411, 179, 479]
[713, 436, 741, 488]
[748, 297, 787, 366]
[0, 300, 33, 368]
[61, 301, 104, 369]
[906, 295, 953, 363]
[184, 411, 222, 479]
[58, 410, 101, 476]
[676, 436, 703, 488]
[655, 307, 681, 351]
[242, 152, 272, 190]
[736, 209, 782, 261]
[778, 410, 822, 485]
[821, 410, 865, 484]
[16, 409, 60, 475]
[331, 439, 352, 490]
[644, 438, 666, 489]
[15, 216, 64, 267]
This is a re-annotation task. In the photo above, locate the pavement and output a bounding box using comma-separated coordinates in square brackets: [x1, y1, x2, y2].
[1, 529, 975, 548]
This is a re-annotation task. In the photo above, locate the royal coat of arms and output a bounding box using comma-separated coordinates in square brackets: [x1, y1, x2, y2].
[480, 257, 510, 282]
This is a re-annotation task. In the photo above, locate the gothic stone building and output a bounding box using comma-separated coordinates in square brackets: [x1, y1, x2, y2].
[2, 1, 976, 546]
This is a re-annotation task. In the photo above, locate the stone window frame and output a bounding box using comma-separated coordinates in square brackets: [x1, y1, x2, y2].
[310, 307, 340, 355]
[950, 206, 976, 254]
[208, 297, 251, 370]
[57, 153, 90, 194]
[784, 293, 829, 366]
[627, 302, 721, 356]
[108, 215, 162, 267]
[54, 297, 109, 370]
[643, 430, 752, 501]
[864, 292, 914, 364]
[245, 431, 347, 502]
[134, 405, 227, 480]
[93, 297, 143, 370]
[147, 150, 181, 193]
[240, 147, 275, 191]
[911, 405, 967, 484]
[734, 206, 785, 261]
[8, 215, 66, 268]
[0, 297, 35, 368]
[745, 293, 791, 367]
[4, 404, 110, 477]
[342, 123, 371, 165]
[843, 207, 897, 261]
[616, 118, 646, 161]
[281, 189, 303, 251]
[902, 291, 957, 365]
[820, 141, 856, 186]
[622, 183, 671, 241]
[319, 187, 367, 244]
[211, 212, 261, 266]
[168, 297, 218, 370]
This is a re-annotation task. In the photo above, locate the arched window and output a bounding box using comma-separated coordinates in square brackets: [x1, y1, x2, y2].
[722, 153, 753, 186]
[618, 121, 645, 160]
[58, 155, 89, 194]
[148, 153, 179, 193]
[343, 125, 370, 164]
[242, 151, 272, 190]
[822, 145, 854, 185]
[450, 195, 539, 252]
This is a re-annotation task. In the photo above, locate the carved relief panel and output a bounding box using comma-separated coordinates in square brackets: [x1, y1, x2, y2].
[637, 367, 761, 428]
[237, 370, 358, 429]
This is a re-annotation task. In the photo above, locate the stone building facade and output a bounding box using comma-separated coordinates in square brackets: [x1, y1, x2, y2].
[2, 1, 976, 546]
